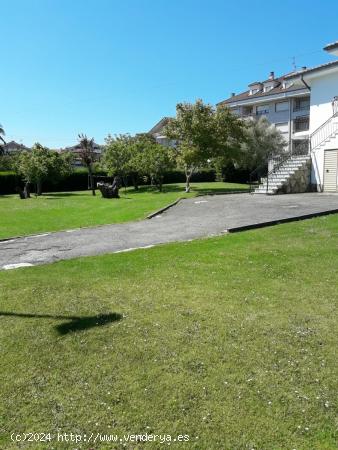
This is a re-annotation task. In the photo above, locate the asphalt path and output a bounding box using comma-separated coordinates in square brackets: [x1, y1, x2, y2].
[1, 193, 338, 270]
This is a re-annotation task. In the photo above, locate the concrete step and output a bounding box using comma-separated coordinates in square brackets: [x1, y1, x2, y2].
[254, 189, 277, 194]
[271, 170, 297, 176]
[278, 164, 304, 168]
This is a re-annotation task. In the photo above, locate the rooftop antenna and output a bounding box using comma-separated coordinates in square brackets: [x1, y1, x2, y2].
[292, 56, 297, 71]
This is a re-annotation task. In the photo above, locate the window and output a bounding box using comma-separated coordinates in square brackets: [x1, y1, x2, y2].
[250, 88, 260, 95]
[264, 85, 273, 92]
[256, 105, 269, 115]
[230, 108, 240, 116]
[294, 98, 310, 111]
[275, 122, 289, 141]
[275, 101, 289, 112]
[282, 81, 293, 89]
[275, 122, 288, 133]
[294, 117, 309, 132]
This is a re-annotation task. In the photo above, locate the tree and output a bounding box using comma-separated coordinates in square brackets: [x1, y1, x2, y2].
[130, 133, 157, 190]
[102, 133, 156, 190]
[139, 141, 173, 191]
[237, 116, 286, 170]
[78, 134, 96, 196]
[0, 154, 16, 171]
[15, 144, 73, 197]
[165, 99, 244, 192]
[102, 134, 134, 187]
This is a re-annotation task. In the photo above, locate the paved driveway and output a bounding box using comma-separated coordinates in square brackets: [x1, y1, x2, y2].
[1, 193, 338, 269]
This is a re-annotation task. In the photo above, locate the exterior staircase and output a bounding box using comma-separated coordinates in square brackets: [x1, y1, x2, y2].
[254, 155, 311, 194]
[251, 111, 338, 194]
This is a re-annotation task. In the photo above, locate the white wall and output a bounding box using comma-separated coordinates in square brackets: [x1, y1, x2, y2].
[308, 69, 338, 189]
[309, 70, 338, 131]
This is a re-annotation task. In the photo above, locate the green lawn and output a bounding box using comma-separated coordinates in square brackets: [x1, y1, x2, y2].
[0, 215, 337, 449]
[0, 182, 248, 240]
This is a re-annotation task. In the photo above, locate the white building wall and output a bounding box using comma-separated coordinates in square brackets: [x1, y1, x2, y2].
[308, 70, 338, 189]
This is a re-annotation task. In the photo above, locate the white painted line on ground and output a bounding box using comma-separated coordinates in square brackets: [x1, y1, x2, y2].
[3, 263, 34, 270]
[65, 229, 80, 233]
[28, 233, 50, 238]
[0, 239, 18, 244]
[194, 200, 208, 204]
[114, 245, 155, 254]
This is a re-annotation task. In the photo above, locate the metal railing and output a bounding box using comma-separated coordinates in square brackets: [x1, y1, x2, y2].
[293, 105, 310, 112]
[294, 118, 310, 132]
[310, 111, 338, 150]
[256, 110, 269, 115]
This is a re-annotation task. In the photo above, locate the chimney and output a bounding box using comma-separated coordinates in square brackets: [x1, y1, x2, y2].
[269, 71, 275, 80]
[231, 92, 236, 97]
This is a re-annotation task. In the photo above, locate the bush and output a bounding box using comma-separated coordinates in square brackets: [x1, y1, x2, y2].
[0, 170, 90, 195]
[0, 167, 246, 195]
[222, 164, 251, 184]
[0, 171, 21, 195]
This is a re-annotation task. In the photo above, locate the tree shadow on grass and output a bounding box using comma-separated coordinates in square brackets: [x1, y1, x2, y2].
[0, 311, 122, 335]
[43, 192, 89, 199]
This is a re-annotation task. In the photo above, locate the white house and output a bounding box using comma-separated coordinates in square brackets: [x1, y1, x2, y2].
[218, 41, 338, 194]
[284, 42, 338, 192]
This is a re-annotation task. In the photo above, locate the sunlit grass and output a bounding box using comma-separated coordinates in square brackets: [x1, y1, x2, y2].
[0, 214, 337, 449]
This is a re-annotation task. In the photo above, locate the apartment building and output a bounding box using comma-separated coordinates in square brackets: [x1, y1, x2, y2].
[217, 71, 310, 153]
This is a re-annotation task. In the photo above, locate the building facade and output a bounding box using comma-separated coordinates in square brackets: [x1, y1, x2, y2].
[283, 43, 338, 192]
[218, 42, 338, 193]
[217, 72, 311, 154]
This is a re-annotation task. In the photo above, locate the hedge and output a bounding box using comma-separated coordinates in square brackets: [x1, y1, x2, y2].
[0, 166, 248, 195]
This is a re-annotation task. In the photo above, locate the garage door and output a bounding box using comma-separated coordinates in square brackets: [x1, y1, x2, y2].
[324, 150, 338, 192]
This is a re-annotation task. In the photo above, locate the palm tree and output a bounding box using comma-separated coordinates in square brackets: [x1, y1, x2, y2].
[78, 133, 96, 196]
[0, 124, 6, 155]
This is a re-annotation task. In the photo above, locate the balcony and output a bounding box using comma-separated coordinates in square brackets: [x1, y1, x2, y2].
[294, 117, 309, 133]
[293, 105, 310, 112]
[256, 109, 269, 116]
[293, 97, 310, 115]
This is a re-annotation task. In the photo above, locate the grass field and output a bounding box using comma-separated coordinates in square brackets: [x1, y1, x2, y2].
[0, 215, 337, 449]
[0, 182, 248, 240]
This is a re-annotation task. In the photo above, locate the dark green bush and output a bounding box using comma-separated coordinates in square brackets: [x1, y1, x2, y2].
[0, 171, 21, 195]
[0, 167, 247, 195]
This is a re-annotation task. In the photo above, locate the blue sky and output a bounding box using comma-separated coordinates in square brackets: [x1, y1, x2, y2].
[2, 0, 338, 148]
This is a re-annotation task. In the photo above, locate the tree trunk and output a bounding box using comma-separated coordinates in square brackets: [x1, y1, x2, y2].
[36, 180, 42, 196]
[157, 176, 163, 192]
[131, 173, 139, 190]
[185, 172, 192, 193]
[24, 182, 31, 198]
[185, 167, 194, 193]
[88, 165, 96, 196]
